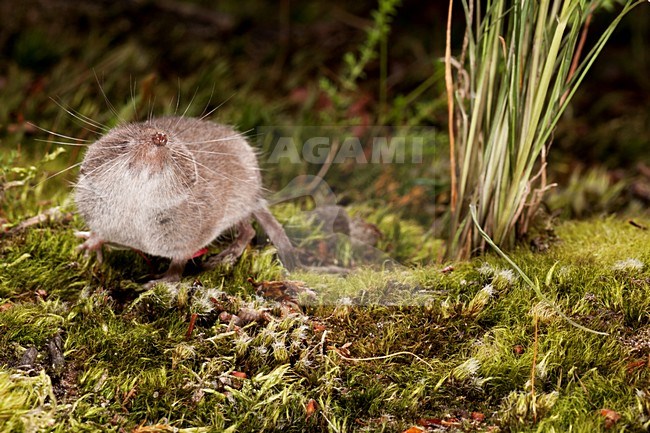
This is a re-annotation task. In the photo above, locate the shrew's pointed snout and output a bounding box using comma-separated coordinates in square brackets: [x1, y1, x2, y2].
[152, 132, 168, 146]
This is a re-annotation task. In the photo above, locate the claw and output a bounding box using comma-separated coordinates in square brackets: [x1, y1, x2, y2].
[75, 231, 105, 263]
[202, 220, 256, 270]
[143, 258, 187, 289]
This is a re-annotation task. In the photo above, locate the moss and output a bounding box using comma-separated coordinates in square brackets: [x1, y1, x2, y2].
[0, 213, 649, 431]
[0, 369, 56, 432]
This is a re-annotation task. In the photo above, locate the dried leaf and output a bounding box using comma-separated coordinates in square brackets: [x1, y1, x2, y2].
[132, 423, 175, 433]
[330, 343, 351, 358]
[306, 398, 318, 419]
[401, 427, 424, 433]
[417, 418, 442, 427]
[185, 313, 198, 339]
[600, 408, 621, 428]
[122, 385, 137, 407]
[231, 371, 247, 379]
[248, 278, 316, 304]
[440, 418, 461, 427]
[626, 359, 647, 373]
[471, 411, 485, 422]
[237, 307, 271, 325]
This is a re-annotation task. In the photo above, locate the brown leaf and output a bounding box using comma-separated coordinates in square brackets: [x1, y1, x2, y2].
[440, 418, 461, 427]
[331, 343, 352, 358]
[0, 302, 13, 312]
[185, 313, 198, 339]
[312, 322, 327, 332]
[626, 359, 647, 373]
[122, 385, 138, 408]
[306, 398, 318, 419]
[248, 278, 315, 304]
[237, 307, 271, 325]
[471, 411, 486, 422]
[231, 371, 247, 379]
[417, 418, 442, 427]
[600, 408, 621, 429]
[441, 265, 454, 274]
[401, 428, 424, 433]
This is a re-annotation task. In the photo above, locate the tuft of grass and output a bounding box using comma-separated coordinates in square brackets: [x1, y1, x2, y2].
[445, 0, 645, 259]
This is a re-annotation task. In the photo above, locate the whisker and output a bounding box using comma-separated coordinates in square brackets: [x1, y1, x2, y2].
[198, 83, 216, 119]
[36, 161, 84, 187]
[130, 77, 140, 120]
[181, 87, 200, 119]
[180, 129, 255, 146]
[28, 123, 91, 142]
[94, 69, 124, 123]
[81, 153, 130, 180]
[147, 93, 158, 123]
[50, 98, 107, 133]
[198, 92, 235, 122]
[35, 138, 89, 148]
[170, 148, 260, 188]
[188, 149, 242, 156]
[174, 78, 182, 115]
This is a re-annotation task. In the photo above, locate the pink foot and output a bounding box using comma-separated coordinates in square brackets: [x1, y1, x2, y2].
[75, 231, 105, 263]
[143, 258, 188, 289]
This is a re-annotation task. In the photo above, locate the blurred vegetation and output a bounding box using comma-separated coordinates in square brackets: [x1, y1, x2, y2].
[0, 0, 647, 223]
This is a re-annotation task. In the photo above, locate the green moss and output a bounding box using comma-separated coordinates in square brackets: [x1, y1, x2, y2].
[0, 369, 56, 432]
[1, 214, 649, 431]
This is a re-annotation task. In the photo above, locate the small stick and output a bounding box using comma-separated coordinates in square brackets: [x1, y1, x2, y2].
[445, 0, 457, 213]
[304, 139, 340, 196]
[3, 207, 73, 236]
[629, 220, 647, 231]
[562, 6, 594, 105]
[531, 314, 539, 423]
[186, 313, 198, 339]
[334, 349, 437, 372]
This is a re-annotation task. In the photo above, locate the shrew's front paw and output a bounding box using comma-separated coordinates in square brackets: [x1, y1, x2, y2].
[74, 231, 105, 263]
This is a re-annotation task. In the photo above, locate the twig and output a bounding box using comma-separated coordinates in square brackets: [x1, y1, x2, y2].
[304, 139, 340, 195]
[186, 313, 198, 339]
[628, 220, 647, 231]
[531, 314, 538, 423]
[3, 207, 73, 236]
[562, 6, 594, 105]
[445, 0, 457, 213]
[334, 349, 437, 372]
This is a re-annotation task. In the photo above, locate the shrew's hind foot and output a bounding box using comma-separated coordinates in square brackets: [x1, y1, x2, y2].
[202, 220, 256, 270]
[143, 258, 188, 289]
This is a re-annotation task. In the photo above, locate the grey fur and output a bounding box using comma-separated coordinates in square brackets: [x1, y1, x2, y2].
[75, 116, 296, 285]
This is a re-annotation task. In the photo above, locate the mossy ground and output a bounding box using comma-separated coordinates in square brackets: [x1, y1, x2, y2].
[1, 212, 649, 432]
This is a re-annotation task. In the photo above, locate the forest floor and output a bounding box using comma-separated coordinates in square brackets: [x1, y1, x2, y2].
[1, 210, 649, 432]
